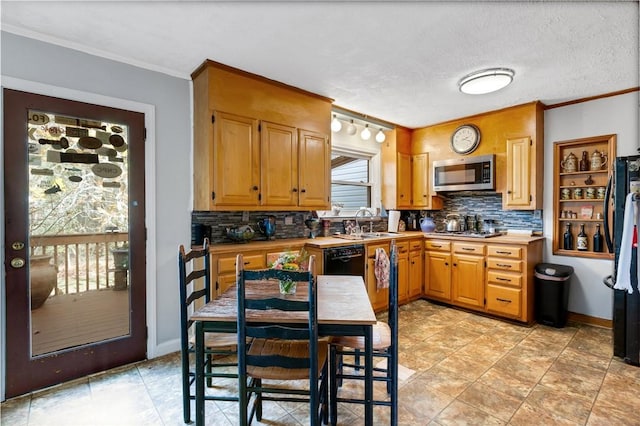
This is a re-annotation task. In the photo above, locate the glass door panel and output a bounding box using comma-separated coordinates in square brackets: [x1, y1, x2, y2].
[27, 110, 130, 356]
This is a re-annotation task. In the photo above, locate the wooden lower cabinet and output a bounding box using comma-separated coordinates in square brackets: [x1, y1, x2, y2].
[366, 242, 390, 312]
[424, 240, 452, 302]
[485, 242, 541, 323]
[211, 244, 304, 297]
[451, 242, 485, 309]
[397, 241, 410, 304]
[424, 238, 543, 324]
[408, 239, 423, 299]
[214, 251, 266, 296]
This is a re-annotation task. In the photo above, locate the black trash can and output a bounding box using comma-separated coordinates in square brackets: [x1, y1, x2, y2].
[534, 263, 574, 328]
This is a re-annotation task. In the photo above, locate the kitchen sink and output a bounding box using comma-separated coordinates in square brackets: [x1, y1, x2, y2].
[335, 232, 400, 240]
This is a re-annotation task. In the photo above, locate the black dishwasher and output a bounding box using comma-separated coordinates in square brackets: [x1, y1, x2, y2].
[323, 244, 365, 277]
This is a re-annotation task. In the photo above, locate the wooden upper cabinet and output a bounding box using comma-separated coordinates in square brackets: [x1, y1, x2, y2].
[191, 59, 332, 211]
[212, 111, 260, 206]
[504, 137, 532, 209]
[298, 129, 330, 207]
[261, 121, 298, 206]
[411, 101, 544, 211]
[411, 153, 429, 209]
[397, 153, 412, 208]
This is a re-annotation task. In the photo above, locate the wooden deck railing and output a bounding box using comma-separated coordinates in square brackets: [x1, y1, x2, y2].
[30, 232, 129, 294]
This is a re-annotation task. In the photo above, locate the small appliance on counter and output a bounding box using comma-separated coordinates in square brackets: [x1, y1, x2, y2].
[304, 218, 320, 239]
[257, 215, 276, 240]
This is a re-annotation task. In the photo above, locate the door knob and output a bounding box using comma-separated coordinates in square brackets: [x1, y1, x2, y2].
[11, 258, 26, 268]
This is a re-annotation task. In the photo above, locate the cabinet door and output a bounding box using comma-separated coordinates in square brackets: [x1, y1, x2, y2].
[412, 153, 430, 209]
[298, 129, 330, 208]
[213, 111, 260, 206]
[451, 254, 485, 308]
[424, 251, 451, 301]
[366, 243, 390, 312]
[261, 121, 297, 206]
[397, 242, 410, 304]
[409, 249, 423, 298]
[505, 137, 532, 209]
[397, 153, 411, 208]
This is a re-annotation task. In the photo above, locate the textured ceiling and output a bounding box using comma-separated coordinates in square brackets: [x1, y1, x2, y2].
[1, 1, 638, 128]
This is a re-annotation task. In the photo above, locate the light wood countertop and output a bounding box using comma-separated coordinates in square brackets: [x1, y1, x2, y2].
[208, 231, 544, 254]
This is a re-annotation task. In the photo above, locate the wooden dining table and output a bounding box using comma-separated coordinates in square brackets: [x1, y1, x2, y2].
[190, 274, 377, 426]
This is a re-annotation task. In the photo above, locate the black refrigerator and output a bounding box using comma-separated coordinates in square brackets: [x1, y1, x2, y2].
[603, 155, 640, 365]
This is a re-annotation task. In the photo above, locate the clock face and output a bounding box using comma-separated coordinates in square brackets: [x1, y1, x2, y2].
[451, 124, 481, 154]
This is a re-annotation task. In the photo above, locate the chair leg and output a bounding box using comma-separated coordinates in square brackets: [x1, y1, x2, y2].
[255, 378, 263, 422]
[330, 345, 341, 426]
[322, 362, 329, 425]
[205, 353, 213, 388]
[181, 356, 191, 423]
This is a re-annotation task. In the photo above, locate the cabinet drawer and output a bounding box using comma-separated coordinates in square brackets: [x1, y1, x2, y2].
[487, 245, 522, 259]
[424, 240, 451, 251]
[487, 270, 522, 287]
[218, 253, 265, 274]
[487, 258, 523, 273]
[453, 242, 485, 255]
[486, 284, 522, 318]
[397, 241, 410, 256]
[409, 240, 423, 251]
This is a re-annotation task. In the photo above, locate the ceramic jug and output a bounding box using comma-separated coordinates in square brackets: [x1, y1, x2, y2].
[590, 150, 607, 170]
[419, 216, 436, 233]
[561, 152, 578, 173]
[257, 215, 276, 240]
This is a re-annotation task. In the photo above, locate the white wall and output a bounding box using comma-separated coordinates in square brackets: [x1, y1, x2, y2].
[1, 31, 192, 399]
[544, 91, 640, 320]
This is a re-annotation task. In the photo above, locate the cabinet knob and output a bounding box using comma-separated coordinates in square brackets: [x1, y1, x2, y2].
[252, 185, 258, 191]
[292, 188, 298, 192]
[300, 188, 306, 193]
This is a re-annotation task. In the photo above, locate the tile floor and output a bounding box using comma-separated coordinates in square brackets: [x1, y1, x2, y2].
[2, 299, 640, 425]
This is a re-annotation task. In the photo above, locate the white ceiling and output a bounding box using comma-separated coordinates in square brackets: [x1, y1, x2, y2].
[2, 1, 638, 128]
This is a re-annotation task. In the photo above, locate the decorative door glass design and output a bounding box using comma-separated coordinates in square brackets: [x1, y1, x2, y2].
[27, 110, 130, 356]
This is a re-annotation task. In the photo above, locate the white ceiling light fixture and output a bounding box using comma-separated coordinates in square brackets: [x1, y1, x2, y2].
[346, 119, 357, 135]
[361, 124, 371, 141]
[331, 114, 343, 132]
[331, 107, 394, 141]
[458, 68, 515, 95]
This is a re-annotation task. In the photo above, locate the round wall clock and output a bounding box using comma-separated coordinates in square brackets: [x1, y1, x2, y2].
[450, 124, 481, 155]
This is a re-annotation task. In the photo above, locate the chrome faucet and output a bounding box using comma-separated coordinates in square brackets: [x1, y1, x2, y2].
[355, 208, 374, 233]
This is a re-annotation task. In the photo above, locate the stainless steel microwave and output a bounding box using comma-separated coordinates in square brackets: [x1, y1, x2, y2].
[433, 154, 495, 192]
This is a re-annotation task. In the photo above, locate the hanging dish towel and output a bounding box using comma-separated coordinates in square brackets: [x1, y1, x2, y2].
[374, 248, 390, 290]
[614, 193, 637, 294]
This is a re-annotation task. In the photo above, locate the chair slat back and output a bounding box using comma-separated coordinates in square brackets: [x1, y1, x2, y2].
[236, 254, 318, 371]
[178, 239, 211, 343]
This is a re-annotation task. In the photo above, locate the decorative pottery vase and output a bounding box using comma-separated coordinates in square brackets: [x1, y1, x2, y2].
[561, 152, 578, 173]
[30, 255, 57, 310]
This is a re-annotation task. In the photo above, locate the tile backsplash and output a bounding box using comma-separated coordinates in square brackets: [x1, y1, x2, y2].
[192, 193, 542, 244]
[425, 192, 543, 232]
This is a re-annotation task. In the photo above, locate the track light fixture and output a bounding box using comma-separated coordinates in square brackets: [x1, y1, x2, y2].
[346, 119, 357, 135]
[331, 108, 394, 142]
[360, 124, 371, 141]
[331, 114, 342, 132]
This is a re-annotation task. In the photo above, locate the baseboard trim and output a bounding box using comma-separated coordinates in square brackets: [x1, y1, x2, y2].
[567, 311, 612, 329]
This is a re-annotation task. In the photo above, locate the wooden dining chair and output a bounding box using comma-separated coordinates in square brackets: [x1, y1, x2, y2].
[236, 254, 329, 426]
[178, 239, 238, 424]
[329, 240, 399, 426]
